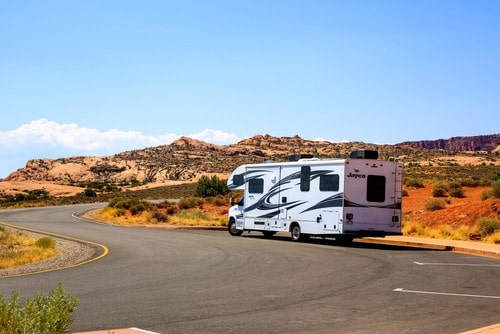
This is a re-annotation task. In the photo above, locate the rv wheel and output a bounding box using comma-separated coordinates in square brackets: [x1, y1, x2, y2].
[290, 224, 302, 242]
[228, 218, 243, 236]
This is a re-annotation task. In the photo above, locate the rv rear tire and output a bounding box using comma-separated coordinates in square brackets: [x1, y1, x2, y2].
[228, 218, 243, 236]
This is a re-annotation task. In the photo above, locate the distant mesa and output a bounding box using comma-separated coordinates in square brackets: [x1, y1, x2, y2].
[396, 134, 499, 152]
[4, 133, 498, 185]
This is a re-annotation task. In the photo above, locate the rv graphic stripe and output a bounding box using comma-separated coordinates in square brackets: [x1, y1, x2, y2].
[301, 193, 344, 213]
[227, 169, 269, 189]
[240, 168, 341, 217]
[344, 200, 402, 210]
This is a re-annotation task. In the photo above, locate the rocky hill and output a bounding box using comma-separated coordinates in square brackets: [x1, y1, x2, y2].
[4, 134, 499, 185]
[397, 134, 499, 152]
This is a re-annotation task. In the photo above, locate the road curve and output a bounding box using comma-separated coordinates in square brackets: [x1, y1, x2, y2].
[0, 204, 499, 333]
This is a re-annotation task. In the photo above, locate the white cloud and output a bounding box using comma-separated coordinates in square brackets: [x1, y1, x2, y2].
[188, 129, 241, 145]
[0, 119, 241, 152]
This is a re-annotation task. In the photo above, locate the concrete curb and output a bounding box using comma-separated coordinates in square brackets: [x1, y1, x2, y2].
[361, 237, 500, 259]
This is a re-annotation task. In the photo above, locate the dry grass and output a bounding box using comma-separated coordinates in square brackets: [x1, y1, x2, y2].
[88, 202, 227, 227]
[0, 228, 58, 269]
[402, 221, 474, 241]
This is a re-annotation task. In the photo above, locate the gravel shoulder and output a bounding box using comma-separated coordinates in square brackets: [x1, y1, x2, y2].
[0, 227, 95, 277]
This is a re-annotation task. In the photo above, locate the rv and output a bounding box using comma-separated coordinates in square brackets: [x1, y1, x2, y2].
[226, 150, 403, 242]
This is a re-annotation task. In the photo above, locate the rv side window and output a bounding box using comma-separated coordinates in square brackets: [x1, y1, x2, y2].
[300, 166, 310, 192]
[248, 178, 264, 194]
[319, 174, 339, 191]
[233, 174, 244, 187]
[367, 175, 386, 202]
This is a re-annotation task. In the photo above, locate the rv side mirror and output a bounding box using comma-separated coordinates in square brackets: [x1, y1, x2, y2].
[229, 197, 234, 205]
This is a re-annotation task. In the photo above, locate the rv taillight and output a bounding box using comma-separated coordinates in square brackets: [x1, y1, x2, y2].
[346, 213, 353, 221]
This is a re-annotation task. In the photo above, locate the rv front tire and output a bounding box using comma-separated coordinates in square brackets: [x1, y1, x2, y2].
[228, 218, 243, 236]
[290, 224, 302, 242]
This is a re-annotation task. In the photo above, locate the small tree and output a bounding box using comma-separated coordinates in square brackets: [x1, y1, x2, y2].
[194, 175, 229, 198]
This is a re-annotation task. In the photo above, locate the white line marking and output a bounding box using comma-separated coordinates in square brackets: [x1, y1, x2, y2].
[129, 328, 162, 334]
[393, 288, 500, 299]
[414, 261, 500, 267]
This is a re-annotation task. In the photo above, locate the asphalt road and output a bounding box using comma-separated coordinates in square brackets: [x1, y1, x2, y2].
[0, 204, 499, 333]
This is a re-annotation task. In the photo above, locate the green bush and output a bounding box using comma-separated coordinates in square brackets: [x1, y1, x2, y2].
[475, 217, 500, 237]
[0, 283, 77, 333]
[425, 199, 445, 211]
[193, 175, 229, 197]
[35, 237, 56, 249]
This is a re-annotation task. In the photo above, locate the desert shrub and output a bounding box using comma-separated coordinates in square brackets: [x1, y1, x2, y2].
[425, 199, 445, 211]
[208, 195, 230, 206]
[448, 182, 464, 198]
[83, 188, 97, 197]
[129, 203, 148, 215]
[178, 197, 205, 209]
[404, 178, 424, 188]
[109, 198, 149, 212]
[113, 208, 127, 217]
[150, 209, 169, 223]
[492, 179, 500, 198]
[481, 180, 500, 200]
[475, 217, 500, 238]
[35, 237, 56, 249]
[0, 283, 77, 333]
[108, 197, 127, 208]
[460, 178, 480, 188]
[432, 182, 448, 197]
[194, 175, 229, 197]
[481, 190, 493, 201]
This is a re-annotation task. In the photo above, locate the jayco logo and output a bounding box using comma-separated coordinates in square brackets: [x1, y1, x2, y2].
[347, 172, 366, 179]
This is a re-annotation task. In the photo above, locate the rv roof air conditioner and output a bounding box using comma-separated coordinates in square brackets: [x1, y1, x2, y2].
[289, 154, 314, 162]
[349, 150, 379, 160]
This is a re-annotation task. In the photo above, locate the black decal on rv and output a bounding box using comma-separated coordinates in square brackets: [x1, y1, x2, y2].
[346, 172, 366, 179]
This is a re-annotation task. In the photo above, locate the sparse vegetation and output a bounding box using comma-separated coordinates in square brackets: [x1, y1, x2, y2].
[0, 283, 78, 333]
[0, 228, 58, 269]
[481, 179, 500, 200]
[404, 178, 424, 188]
[475, 217, 500, 239]
[92, 195, 229, 227]
[424, 199, 446, 211]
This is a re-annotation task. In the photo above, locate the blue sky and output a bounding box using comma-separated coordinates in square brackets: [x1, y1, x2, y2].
[1, 0, 499, 178]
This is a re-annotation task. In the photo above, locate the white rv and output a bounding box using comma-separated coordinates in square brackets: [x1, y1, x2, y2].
[227, 150, 403, 242]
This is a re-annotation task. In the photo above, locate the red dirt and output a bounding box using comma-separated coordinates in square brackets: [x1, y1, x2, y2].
[403, 186, 499, 228]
